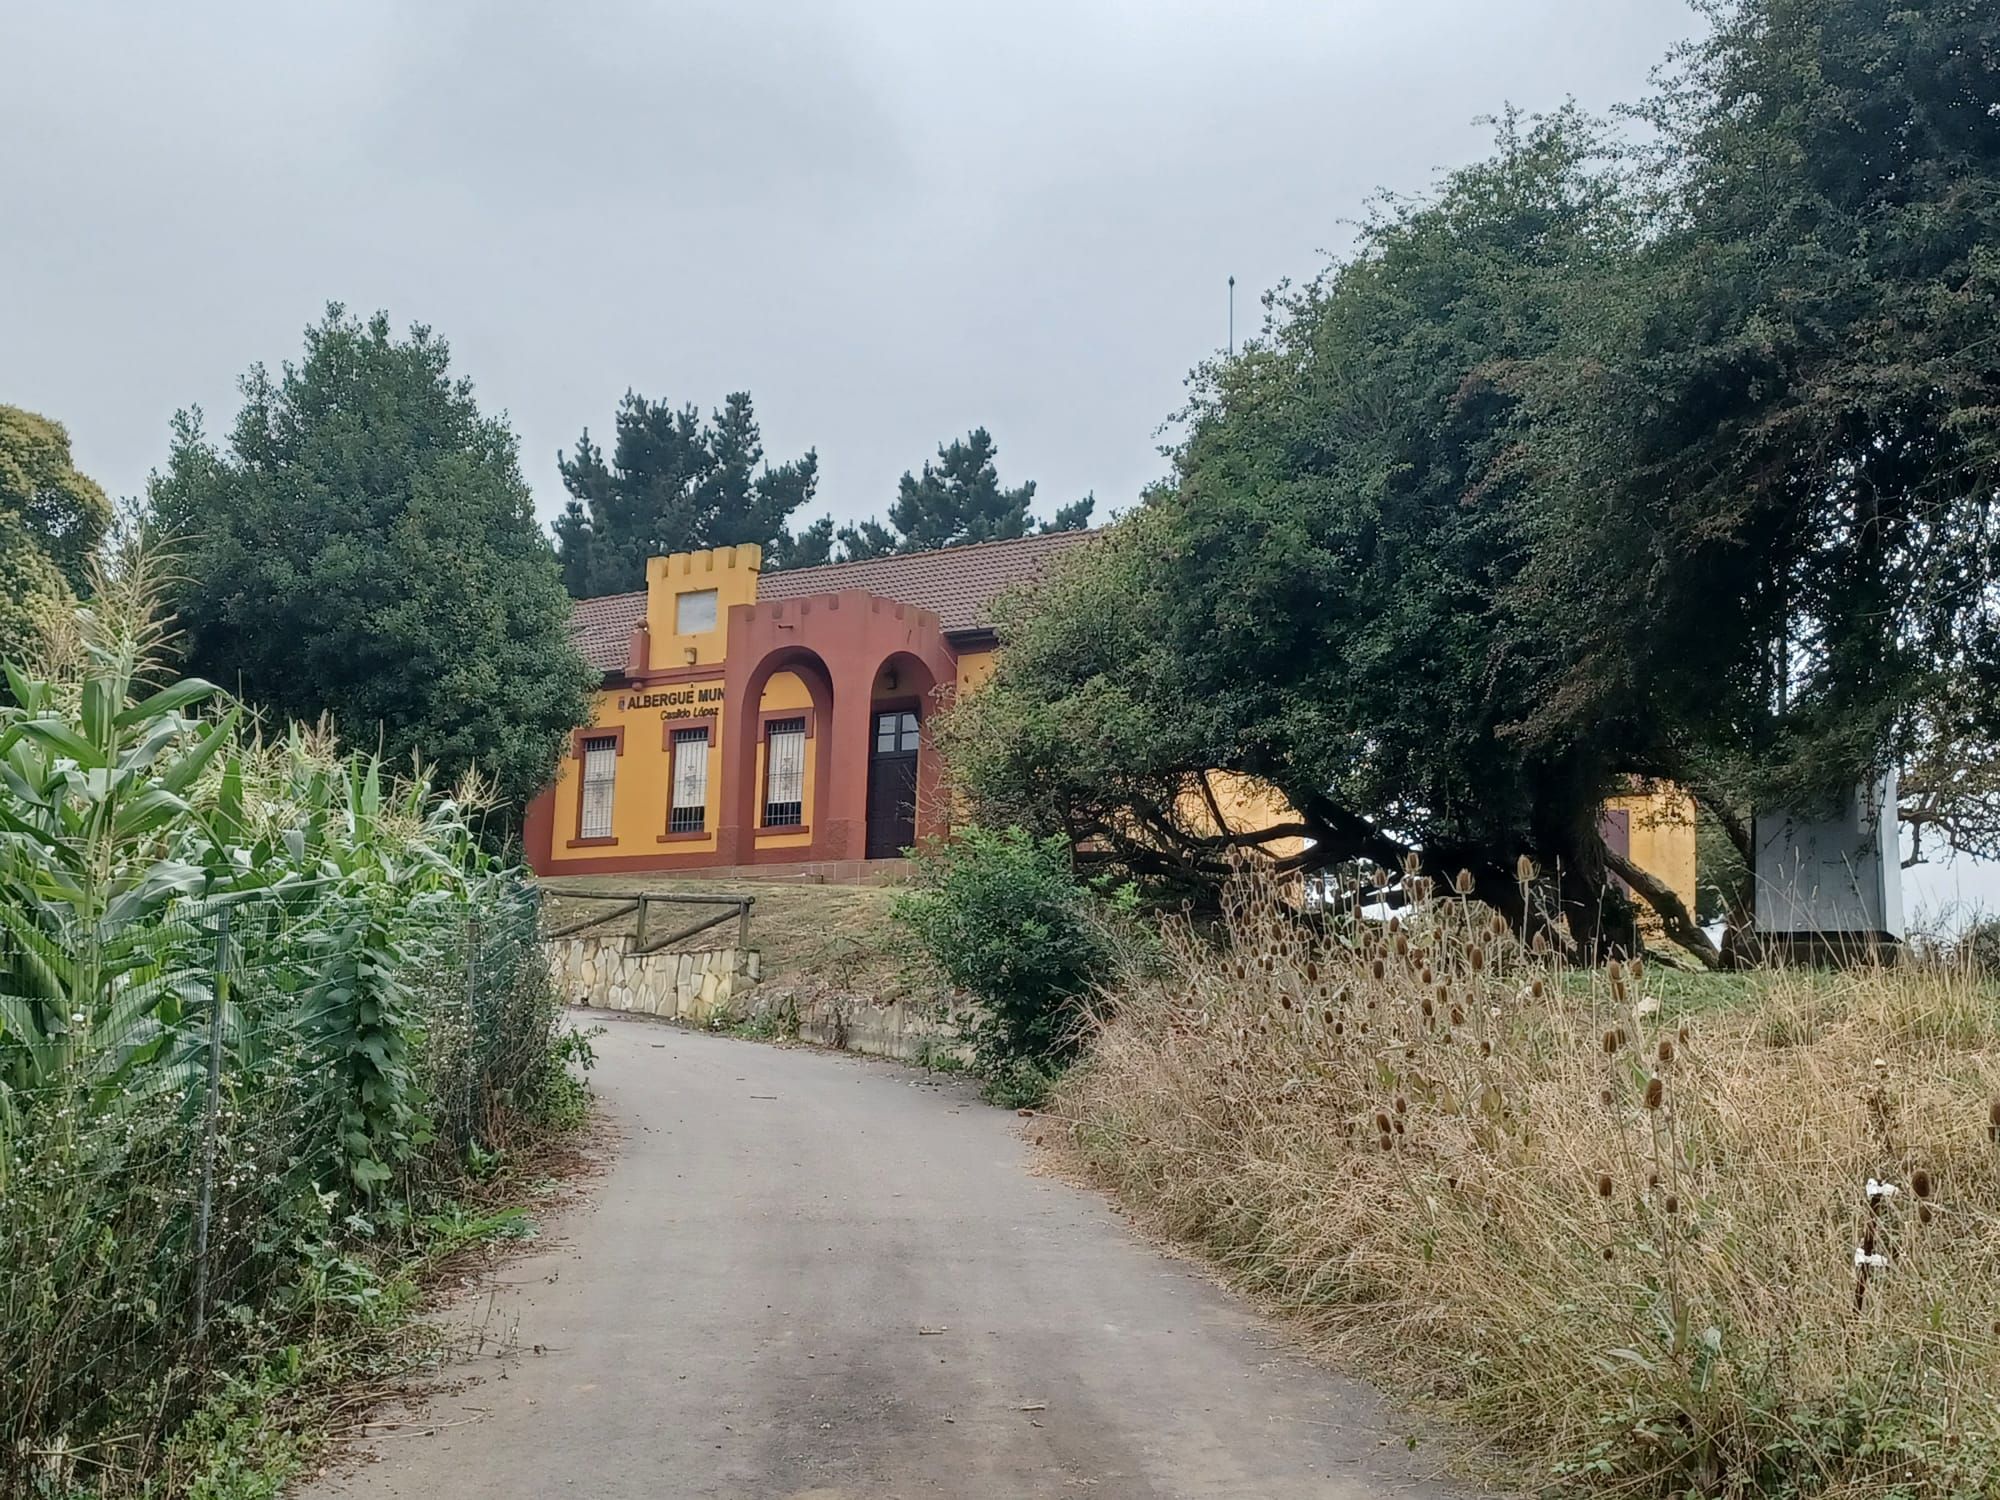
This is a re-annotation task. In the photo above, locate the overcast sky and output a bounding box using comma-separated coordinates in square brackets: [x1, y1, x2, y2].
[6, 0, 1700, 527]
[5, 0, 1992, 924]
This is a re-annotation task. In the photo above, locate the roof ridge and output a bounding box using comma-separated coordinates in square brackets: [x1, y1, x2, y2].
[761, 526, 1098, 584]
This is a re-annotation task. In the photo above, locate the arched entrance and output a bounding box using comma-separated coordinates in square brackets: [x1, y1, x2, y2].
[865, 652, 944, 860]
[719, 590, 958, 866]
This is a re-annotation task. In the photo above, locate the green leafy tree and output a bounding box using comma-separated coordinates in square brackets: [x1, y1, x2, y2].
[554, 390, 819, 593]
[946, 112, 1651, 949]
[839, 428, 1093, 559]
[0, 405, 112, 656]
[147, 305, 593, 818]
[1517, 0, 2000, 877]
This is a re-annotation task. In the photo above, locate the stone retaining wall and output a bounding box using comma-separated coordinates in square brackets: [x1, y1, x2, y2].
[549, 934, 760, 1023]
[743, 984, 970, 1066]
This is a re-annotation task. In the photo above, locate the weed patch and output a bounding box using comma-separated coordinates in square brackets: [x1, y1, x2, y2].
[1057, 868, 2000, 1497]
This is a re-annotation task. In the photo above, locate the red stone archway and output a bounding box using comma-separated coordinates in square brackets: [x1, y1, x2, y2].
[717, 590, 956, 866]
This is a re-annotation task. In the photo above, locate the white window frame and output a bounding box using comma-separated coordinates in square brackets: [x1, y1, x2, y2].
[669, 726, 709, 834]
[762, 718, 807, 827]
[579, 736, 618, 840]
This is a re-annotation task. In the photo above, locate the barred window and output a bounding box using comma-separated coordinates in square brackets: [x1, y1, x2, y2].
[762, 717, 806, 827]
[669, 726, 709, 833]
[580, 736, 618, 839]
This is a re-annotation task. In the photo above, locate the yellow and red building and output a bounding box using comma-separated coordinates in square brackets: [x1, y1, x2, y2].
[527, 530, 1699, 913]
[525, 532, 1089, 879]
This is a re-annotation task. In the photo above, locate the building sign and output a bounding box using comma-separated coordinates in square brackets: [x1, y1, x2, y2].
[618, 684, 724, 721]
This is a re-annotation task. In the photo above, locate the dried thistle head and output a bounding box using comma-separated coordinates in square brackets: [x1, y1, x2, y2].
[1596, 1171, 1614, 1199]
[1469, 946, 1486, 973]
[1403, 849, 1422, 877]
[1602, 1028, 1622, 1055]
[1657, 1037, 1675, 1063]
[1454, 868, 1476, 896]
[1516, 854, 1536, 884]
[1644, 1075, 1664, 1110]
[1912, 1169, 1932, 1200]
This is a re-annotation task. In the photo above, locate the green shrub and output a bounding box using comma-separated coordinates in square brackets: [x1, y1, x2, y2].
[894, 827, 1131, 1072]
[1959, 915, 2000, 976]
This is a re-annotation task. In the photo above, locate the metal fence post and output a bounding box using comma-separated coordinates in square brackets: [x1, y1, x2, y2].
[192, 907, 228, 1343]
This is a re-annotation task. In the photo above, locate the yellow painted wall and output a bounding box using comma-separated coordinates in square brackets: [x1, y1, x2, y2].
[954, 646, 1000, 697]
[547, 543, 1699, 904]
[544, 675, 727, 864]
[1604, 783, 1698, 917]
[646, 544, 761, 669]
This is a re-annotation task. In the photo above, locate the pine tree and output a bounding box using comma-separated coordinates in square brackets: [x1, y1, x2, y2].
[555, 391, 817, 594]
[838, 429, 1091, 558]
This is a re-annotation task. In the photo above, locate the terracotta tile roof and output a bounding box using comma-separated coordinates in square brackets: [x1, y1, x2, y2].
[571, 589, 647, 674]
[568, 529, 1098, 675]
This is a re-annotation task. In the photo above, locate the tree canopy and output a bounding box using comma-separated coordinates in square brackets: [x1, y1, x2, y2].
[1517, 0, 2000, 877]
[553, 390, 820, 594]
[839, 428, 1093, 559]
[946, 0, 2000, 962]
[0, 405, 112, 654]
[147, 306, 593, 819]
[946, 110, 1647, 944]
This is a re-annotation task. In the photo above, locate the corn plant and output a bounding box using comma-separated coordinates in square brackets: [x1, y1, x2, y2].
[0, 566, 582, 1496]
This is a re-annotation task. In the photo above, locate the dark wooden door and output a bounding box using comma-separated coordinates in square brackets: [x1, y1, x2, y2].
[866, 709, 920, 859]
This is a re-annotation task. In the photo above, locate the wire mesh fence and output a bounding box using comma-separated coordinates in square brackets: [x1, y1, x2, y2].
[0, 879, 574, 1496]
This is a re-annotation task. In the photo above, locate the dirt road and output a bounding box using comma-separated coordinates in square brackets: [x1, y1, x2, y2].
[302, 1014, 1472, 1499]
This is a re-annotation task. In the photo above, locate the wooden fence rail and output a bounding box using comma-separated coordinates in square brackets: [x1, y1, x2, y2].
[542, 890, 755, 952]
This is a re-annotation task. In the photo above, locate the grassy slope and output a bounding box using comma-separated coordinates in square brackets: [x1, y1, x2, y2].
[538, 874, 911, 999]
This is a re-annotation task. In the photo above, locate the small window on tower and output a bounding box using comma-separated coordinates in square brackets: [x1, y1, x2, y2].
[676, 589, 718, 635]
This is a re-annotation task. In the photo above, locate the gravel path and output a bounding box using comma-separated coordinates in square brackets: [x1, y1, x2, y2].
[299, 1013, 1474, 1499]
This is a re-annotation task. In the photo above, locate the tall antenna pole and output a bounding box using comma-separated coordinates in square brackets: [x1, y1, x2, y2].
[1227, 275, 1236, 356]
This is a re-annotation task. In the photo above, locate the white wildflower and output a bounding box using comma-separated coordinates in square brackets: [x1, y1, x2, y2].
[1853, 1248, 1888, 1269]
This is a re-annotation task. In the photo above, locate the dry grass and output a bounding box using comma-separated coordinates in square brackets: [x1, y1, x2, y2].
[1055, 869, 2000, 1498]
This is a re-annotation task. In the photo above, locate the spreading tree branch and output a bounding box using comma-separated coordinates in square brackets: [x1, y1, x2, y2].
[1600, 839, 1721, 969]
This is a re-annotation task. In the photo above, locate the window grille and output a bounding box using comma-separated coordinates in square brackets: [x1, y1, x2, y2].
[669, 726, 709, 833]
[580, 736, 618, 839]
[763, 718, 807, 827]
